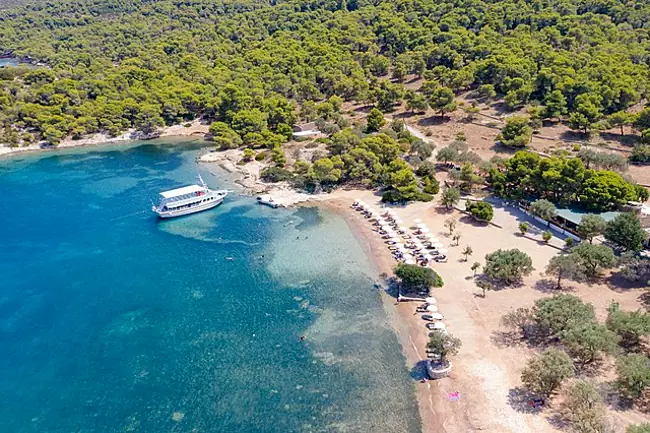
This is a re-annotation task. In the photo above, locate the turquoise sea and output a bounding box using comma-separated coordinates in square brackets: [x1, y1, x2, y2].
[0, 58, 19, 67]
[0, 140, 421, 433]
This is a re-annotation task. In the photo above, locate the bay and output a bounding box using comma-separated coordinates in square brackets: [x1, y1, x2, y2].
[0, 140, 421, 433]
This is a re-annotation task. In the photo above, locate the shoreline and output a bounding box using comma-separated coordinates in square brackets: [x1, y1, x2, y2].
[319, 197, 448, 433]
[0, 119, 209, 158]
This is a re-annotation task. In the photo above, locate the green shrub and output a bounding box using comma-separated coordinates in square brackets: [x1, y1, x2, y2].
[395, 264, 443, 291]
[465, 200, 494, 222]
[261, 167, 293, 183]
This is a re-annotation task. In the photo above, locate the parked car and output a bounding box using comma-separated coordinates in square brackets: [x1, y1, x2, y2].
[426, 322, 447, 332]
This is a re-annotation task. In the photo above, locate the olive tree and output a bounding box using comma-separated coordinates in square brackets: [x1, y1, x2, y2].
[426, 332, 462, 363]
[394, 264, 443, 292]
[560, 323, 620, 364]
[570, 243, 616, 275]
[545, 254, 584, 289]
[561, 380, 609, 433]
[533, 294, 596, 336]
[605, 212, 647, 252]
[628, 424, 650, 433]
[441, 187, 460, 209]
[521, 348, 575, 396]
[529, 199, 557, 222]
[483, 249, 533, 285]
[616, 354, 650, 400]
[577, 214, 607, 243]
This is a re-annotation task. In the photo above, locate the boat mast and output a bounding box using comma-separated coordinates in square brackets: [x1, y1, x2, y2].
[197, 173, 208, 191]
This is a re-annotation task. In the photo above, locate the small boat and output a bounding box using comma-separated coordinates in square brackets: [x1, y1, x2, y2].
[152, 175, 227, 218]
[257, 195, 279, 208]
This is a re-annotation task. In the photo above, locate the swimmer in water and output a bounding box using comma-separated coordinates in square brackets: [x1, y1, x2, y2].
[300, 335, 306, 341]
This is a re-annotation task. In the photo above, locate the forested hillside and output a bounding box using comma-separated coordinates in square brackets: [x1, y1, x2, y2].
[1, 0, 650, 147]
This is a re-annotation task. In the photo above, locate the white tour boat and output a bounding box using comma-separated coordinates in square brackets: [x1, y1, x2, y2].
[152, 175, 228, 218]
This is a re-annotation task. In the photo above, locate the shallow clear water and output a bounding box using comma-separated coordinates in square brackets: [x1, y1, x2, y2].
[0, 140, 421, 433]
[0, 57, 19, 67]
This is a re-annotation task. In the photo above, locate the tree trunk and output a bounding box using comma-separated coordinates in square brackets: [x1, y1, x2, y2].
[621, 124, 625, 136]
[557, 273, 562, 290]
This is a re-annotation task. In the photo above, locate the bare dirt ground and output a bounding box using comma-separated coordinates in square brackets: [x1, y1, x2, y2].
[349, 85, 650, 188]
[322, 188, 650, 433]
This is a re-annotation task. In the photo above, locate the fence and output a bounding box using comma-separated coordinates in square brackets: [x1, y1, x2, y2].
[518, 206, 582, 242]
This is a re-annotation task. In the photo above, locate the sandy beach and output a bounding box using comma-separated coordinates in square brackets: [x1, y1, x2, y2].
[315, 189, 650, 433]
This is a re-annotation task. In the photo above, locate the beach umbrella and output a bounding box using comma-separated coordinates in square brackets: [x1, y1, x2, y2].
[398, 226, 408, 233]
[393, 219, 403, 226]
[429, 313, 444, 321]
[404, 259, 416, 265]
[426, 234, 438, 242]
[403, 253, 413, 260]
[430, 322, 446, 330]
[414, 218, 422, 224]
[425, 296, 437, 304]
[381, 225, 391, 231]
[432, 242, 444, 249]
[426, 305, 439, 313]
[437, 248, 448, 254]
[419, 228, 431, 234]
[422, 254, 433, 261]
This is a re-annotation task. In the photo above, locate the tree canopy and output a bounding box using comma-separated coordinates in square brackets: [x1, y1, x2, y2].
[604, 213, 648, 252]
[483, 248, 533, 285]
[487, 151, 642, 211]
[465, 200, 493, 222]
[0, 0, 649, 149]
[521, 348, 575, 397]
[395, 264, 443, 292]
[577, 215, 607, 243]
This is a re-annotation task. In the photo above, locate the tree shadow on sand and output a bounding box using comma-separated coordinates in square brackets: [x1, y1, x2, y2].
[507, 387, 545, 414]
[638, 291, 650, 311]
[490, 328, 548, 350]
[490, 330, 527, 349]
[533, 278, 577, 294]
[417, 115, 451, 126]
[606, 272, 647, 293]
[459, 214, 490, 228]
[410, 360, 430, 381]
[434, 205, 455, 215]
[546, 413, 570, 431]
[598, 132, 639, 148]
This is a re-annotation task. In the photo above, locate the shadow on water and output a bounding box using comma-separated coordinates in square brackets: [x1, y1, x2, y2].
[293, 206, 324, 231]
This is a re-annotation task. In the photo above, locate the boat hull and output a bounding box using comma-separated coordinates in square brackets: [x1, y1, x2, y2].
[155, 196, 224, 218]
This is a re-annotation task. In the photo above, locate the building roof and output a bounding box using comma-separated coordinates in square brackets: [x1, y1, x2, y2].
[555, 208, 621, 226]
[159, 185, 204, 199]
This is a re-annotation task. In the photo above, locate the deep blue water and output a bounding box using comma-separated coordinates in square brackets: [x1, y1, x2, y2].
[0, 141, 421, 433]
